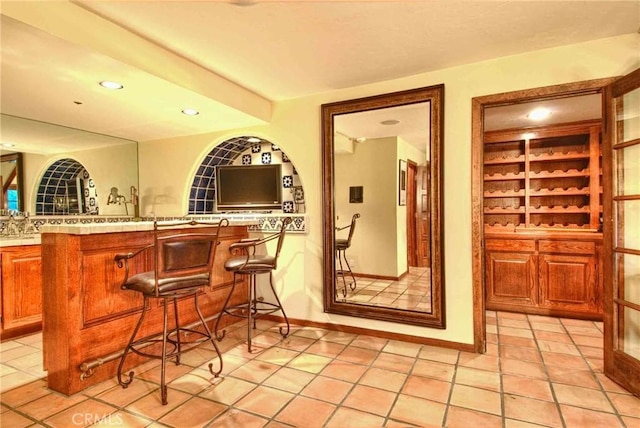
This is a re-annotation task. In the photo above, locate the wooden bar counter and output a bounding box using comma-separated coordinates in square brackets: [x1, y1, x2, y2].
[40, 220, 252, 395]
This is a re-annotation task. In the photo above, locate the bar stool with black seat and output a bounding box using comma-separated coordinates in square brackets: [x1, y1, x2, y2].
[335, 213, 360, 298]
[214, 217, 292, 353]
[114, 218, 228, 405]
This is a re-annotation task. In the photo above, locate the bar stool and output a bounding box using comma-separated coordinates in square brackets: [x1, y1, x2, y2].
[114, 219, 228, 405]
[335, 213, 360, 297]
[214, 217, 292, 353]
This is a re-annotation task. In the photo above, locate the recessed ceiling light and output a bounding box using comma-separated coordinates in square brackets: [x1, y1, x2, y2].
[380, 119, 400, 125]
[247, 137, 261, 143]
[181, 108, 199, 116]
[527, 108, 552, 121]
[99, 81, 124, 90]
[355, 137, 367, 143]
[1, 143, 15, 148]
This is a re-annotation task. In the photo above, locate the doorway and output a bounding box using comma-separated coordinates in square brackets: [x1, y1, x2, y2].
[471, 77, 617, 354]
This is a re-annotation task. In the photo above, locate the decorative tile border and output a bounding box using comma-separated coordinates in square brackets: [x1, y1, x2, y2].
[0, 214, 307, 236]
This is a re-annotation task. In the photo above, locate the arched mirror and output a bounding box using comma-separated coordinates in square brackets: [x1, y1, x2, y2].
[322, 85, 445, 328]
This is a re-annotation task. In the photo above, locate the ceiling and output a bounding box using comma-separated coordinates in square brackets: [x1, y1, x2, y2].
[0, 1, 638, 154]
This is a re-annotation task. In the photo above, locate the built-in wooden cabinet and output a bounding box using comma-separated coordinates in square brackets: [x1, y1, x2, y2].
[0, 245, 42, 340]
[484, 121, 603, 319]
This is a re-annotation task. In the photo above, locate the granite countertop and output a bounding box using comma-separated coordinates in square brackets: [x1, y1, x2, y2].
[39, 217, 261, 235]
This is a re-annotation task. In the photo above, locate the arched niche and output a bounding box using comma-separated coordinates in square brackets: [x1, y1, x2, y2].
[35, 158, 97, 215]
[188, 136, 304, 214]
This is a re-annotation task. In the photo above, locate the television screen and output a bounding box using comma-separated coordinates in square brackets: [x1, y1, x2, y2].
[215, 164, 282, 211]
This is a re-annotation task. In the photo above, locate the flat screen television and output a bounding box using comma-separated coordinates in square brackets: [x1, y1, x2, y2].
[215, 164, 282, 211]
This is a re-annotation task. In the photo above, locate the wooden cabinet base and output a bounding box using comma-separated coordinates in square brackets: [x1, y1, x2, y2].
[41, 226, 249, 396]
[1, 245, 43, 341]
[485, 233, 603, 320]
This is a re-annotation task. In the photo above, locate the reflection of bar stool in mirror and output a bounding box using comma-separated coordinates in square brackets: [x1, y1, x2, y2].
[214, 217, 292, 353]
[114, 219, 228, 405]
[335, 213, 360, 298]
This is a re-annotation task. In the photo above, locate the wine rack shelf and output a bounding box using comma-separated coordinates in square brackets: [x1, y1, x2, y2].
[483, 120, 602, 232]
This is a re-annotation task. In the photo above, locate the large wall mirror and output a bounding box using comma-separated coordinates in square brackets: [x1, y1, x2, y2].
[322, 85, 445, 328]
[1, 152, 24, 212]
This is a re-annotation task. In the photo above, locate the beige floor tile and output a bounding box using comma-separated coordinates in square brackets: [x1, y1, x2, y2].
[198, 376, 256, 406]
[275, 395, 335, 427]
[418, 345, 460, 364]
[501, 358, 547, 380]
[358, 366, 407, 392]
[262, 366, 315, 394]
[342, 384, 397, 417]
[546, 366, 600, 389]
[229, 359, 279, 383]
[607, 391, 640, 418]
[445, 405, 503, 428]
[529, 321, 565, 333]
[457, 352, 500, 372]
[401, 374, 451, 403]
[350, 335, 388, 351]
[502, 374, 553, 402]
[499, 312, 529, 321]
[559, 404, 625, 428]
[43, 398, 118, 428]
[304, 340, 345, 358]
[571, 333, 603, 348]
[498, 318, 530, 329]
[412, 359, 455, 381]
[300, 375, 353, 404]
[90, 410, 153, 428]
[0, 345, 40, 364]
[382, 340, 421, 357]
[504, 418, 553, 428]
[499, 335, 538, 349]
[254, 346, 299, 366]
[455, 366, 501, 392]
[595, 373, 633, 394]
[325, 406, 385, 428]
[499, 326, 534, 339]
[208, 408, 268, 428]
[449, 384, 502, 416]
[373, 352, 416, 374]
[286, 353, 332, 374]
[234, 385, 293, 418]
[336, 346, 379, 365]
[319, 330, 357, 345]
[136, 361, 194, 385]
[621, 415, 640, 428]
[0, 371, 41, 393]
[537, 340, 581, 355]
[503, 394, 562, 426]
[97, 379, 158, 407]
[125, 388, 191, 420]
[388, 394, 446, 426]
[0, 410, 34, 428]
[552, 383, 615, 413]
[320, 360, 368, 383]
[158, 396, 227, 427]
[534, 330, 572, 343]
[500, 344, 542, 363]
[167, 369, 222, 395]
[0, 379, 50, 407]
[17, 392, 88, 421]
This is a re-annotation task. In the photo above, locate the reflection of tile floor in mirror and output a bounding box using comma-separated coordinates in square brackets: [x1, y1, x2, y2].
[2, 312, 640, 427]
[339, 266, 432, 312]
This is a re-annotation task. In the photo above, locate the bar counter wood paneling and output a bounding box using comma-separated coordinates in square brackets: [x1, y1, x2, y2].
[41, 223, 249, 395]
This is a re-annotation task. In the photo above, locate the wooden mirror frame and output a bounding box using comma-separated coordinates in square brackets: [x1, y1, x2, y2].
[1, 152, 24, 213]
[322, 85, 445, 328]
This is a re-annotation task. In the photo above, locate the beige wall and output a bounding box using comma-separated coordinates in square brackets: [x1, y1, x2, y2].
[138, 34, 639, 345]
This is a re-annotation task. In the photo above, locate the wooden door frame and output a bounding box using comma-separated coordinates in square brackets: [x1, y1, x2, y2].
[471, 77, 617, 353]
[407, 160, 418, 267]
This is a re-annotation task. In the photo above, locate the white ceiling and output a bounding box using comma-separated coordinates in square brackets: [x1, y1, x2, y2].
[0, 1, 638, 154]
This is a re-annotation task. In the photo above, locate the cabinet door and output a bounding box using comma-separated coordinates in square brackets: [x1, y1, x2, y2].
[1, 246, 43, 336]
[539, 253, 599, 314]
[486, 251, 537, 309]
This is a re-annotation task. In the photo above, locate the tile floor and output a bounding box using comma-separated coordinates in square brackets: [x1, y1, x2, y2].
[340, 267, 432, 312]
[1, 311, 639, 427]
